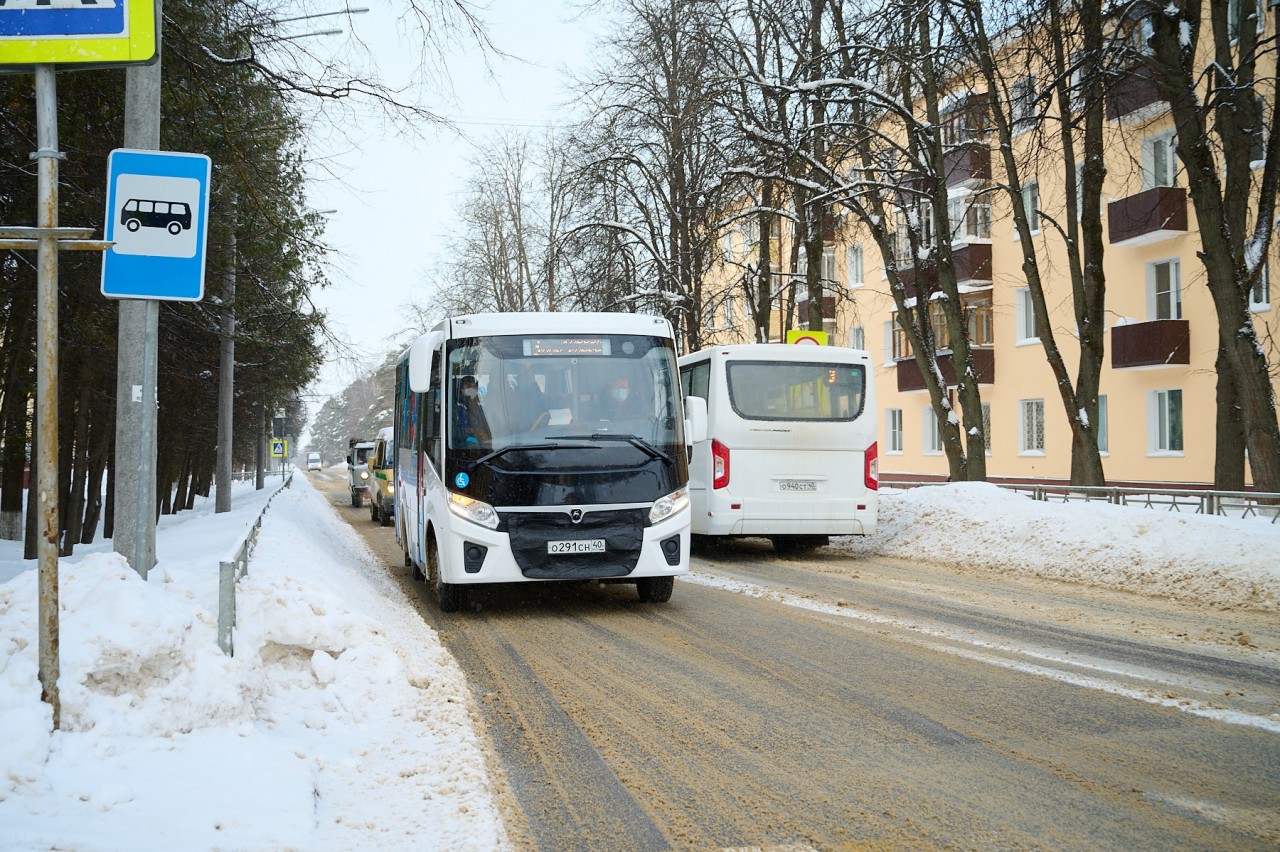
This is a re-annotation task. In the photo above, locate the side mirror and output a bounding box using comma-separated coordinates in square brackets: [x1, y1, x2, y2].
[683, 395, 708, 446]
[346, 454, 352, 466]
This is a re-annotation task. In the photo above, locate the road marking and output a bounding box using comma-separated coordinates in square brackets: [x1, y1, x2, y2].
[683, 572, 1280, 735]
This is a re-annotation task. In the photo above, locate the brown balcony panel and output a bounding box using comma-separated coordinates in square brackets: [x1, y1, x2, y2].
[1107, 66, 1167, 122]
[943, 142, 991, 188]
[797, 295, 837, 320]
[898, 265, 940, 301]
[952, 242, 992, 285]
[896, 349, 994, 392]
[1111, 319, 1190, 369]
[1108, 186, 1188, 246]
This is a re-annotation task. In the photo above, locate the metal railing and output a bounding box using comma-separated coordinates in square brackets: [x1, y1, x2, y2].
[217, 472, 293, 656]
[887, 480, 1280, 524]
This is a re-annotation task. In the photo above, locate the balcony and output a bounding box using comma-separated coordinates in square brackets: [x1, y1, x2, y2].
[897, 243, 992, 300]
[1106, 66, 1167, 123]
[943, 141, 991, 189]
[1111, 319, 1190, 369]
[1108, 186, 1187, 247]
[796, 295, 836, 321]
[897, 348, 995, 392]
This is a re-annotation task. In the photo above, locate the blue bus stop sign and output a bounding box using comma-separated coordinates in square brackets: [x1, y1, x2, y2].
[101, 149, 211, 301]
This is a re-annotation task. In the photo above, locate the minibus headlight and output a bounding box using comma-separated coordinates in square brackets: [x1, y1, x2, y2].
[649, 487, 689, 524]
[449, 492, 499, 529]
[359, 471, 370, 481]
[387, 484, 395, 495]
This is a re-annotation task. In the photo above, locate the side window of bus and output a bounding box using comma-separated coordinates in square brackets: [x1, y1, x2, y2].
[683, 361, 710, 400]
[425, 348, 443, 473]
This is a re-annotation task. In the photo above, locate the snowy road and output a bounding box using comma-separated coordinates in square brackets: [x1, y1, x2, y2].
[316, 473, 1280, 849]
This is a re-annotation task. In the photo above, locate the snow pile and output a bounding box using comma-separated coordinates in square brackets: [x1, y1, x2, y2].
[0, 477, 507, 851]
[835, 483, 1280, 611]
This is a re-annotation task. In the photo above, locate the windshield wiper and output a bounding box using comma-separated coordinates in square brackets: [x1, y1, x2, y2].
[555, 433, 673, 464]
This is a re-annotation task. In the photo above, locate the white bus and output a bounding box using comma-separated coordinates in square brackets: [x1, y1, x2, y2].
[678, 343, 877, 553]
[394, 312, 706, 611]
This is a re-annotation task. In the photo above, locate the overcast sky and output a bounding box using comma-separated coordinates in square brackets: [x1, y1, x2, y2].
[303, 0, 606, 398]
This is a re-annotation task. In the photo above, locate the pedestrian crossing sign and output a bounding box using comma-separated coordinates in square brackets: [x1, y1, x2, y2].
[271, 439, 287, 459]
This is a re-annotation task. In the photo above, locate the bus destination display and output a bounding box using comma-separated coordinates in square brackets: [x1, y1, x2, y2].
[524, 337, 612, 357]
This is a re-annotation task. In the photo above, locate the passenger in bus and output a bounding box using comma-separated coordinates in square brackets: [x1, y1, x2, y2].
[454, 375, 491, 446]
[511, 363, 547, 430]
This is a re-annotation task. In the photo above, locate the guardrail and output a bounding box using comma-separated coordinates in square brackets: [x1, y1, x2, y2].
[888, 480, 1280, 524]
[217, 471, 293, 656]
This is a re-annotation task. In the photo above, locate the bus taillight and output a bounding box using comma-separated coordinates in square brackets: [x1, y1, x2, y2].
[865, 441, 879, 491]
[712, 439, 730, 490]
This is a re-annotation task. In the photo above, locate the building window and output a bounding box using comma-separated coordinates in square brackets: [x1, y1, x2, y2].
[1011, 75, 1036, 132]
[850, 325, 866, 350]
[966, 295, 994, 346]
[1097, 395, 1109, 454]
[887, 409, 903, 454]
[891, 314, 913, 360]
[723, 294, 736, 328]
[1150, 389, 1184, 454]
[1143, 130, 1178, 190]
[822, 246, 837, 283]
[893, 222, 913, 267]
[1019, 398, 1045, 454]
[1016, 287, 1038, 343]
[1149, 258, 1182, 320]
[981, 402, 992, 455]
[883, 320, 896, 366]
[1250, 262, 1270, 311]
[949, 197, 992, 241]
[1021, 181, 1041, 233]
[1228, 0, 1265, 41]
[1123, 15, 1154, 57]
[722, 232, 735, 261]
[847, 244, 864, 288]
[923, 406, 943, 454]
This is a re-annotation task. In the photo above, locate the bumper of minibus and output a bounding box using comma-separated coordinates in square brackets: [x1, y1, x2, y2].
[437, 506, 691, 585]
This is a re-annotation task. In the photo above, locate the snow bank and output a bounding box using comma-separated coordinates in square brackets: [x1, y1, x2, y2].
[0, 477, 507, 851]
[834, 483, 1280, 611]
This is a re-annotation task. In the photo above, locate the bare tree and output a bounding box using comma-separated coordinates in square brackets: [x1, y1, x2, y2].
[949, 0, 1109, 486]
[572, 0, 738, 350]
[1133, 0, 1280, 491]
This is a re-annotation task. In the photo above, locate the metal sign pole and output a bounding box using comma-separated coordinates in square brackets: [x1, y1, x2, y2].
[33, 64, 61, 729]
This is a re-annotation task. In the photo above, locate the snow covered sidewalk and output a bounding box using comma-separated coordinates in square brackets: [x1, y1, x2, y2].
[0, 476, 509, 851]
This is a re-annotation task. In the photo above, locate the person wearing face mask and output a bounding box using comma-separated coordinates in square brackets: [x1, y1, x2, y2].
[454, 375, 491, 446]
[600, 376, 640, 420]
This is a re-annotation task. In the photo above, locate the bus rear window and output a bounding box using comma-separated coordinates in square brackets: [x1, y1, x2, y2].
[725, 361, 866, 421]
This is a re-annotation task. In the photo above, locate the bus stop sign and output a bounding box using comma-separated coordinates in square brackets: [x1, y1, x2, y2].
[101, 149, 211, 301]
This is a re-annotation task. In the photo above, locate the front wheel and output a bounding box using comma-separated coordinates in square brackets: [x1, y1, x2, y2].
[427, 534, 465, 612]
[636, 576, 674, 603]
[370, 500, 380, 522]
[380, 507, 393, 527]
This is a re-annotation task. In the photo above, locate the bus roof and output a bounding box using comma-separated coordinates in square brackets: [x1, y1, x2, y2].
[679, 343, 872, 364]
[432, 311, 675, 341]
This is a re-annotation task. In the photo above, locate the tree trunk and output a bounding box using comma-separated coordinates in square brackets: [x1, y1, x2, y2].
[1213, 345, 1247, 490]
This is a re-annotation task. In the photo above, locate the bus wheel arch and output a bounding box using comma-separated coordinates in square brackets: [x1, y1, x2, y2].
[426, 528, 465, 612]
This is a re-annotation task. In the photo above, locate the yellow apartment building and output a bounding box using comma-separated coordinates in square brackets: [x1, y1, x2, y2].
[702, 9, 1278, 489]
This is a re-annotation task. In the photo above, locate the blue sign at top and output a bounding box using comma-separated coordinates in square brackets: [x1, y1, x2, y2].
[101, 149, 212, 302]
[0, 1, 125, 38]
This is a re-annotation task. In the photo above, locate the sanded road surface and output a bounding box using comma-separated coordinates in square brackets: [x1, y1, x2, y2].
[310, 469, 1280, 850]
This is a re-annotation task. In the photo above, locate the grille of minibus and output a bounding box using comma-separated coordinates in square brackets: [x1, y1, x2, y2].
[505, 508, 646, 579]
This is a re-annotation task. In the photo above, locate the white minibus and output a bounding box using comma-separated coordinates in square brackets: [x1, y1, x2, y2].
[395, 312, 707, 611]
[678, 343, 877, 552]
